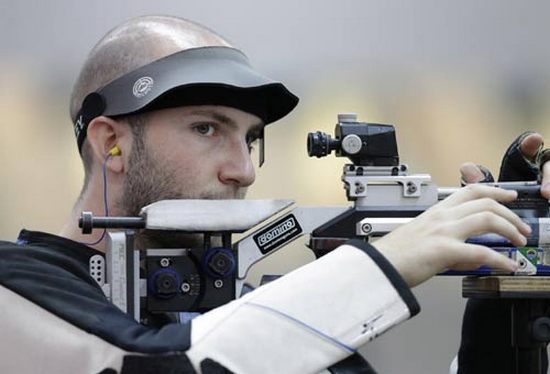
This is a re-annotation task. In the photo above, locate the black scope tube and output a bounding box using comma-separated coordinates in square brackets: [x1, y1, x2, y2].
[79, 211, 145, 234]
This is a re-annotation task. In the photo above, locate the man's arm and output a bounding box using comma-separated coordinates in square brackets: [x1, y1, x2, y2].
[0, 183, 527, 374]
[187, 185, 524, 374]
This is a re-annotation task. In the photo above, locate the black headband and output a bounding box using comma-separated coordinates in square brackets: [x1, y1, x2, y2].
[74, 46, 299, 154]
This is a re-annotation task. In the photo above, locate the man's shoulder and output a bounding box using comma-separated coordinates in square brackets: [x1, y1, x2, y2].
[0, 235, 195, 372]
[0, 239, 16, 247]
[0, 232, 106, 314]
[0, 233, 98, 286]
[0, 231, 193, 354]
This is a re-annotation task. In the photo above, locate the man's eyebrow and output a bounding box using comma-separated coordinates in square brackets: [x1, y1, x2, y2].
[188, 109, 264, 132]
[188, 109, 236, 126]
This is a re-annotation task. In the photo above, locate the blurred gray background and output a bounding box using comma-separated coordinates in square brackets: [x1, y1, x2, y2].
[2, 1, 550, 373]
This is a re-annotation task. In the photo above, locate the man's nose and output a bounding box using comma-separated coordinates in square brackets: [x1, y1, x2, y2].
[218, 140, 256, 187]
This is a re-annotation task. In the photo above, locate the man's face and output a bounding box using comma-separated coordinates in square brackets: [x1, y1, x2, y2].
[119, 105, 263, 217]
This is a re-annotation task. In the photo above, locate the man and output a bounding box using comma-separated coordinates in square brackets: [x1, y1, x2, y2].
[0, 15, 543, 374]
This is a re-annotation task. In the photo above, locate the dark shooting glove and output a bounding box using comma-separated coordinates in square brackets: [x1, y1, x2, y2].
[499, 131, 544, 182]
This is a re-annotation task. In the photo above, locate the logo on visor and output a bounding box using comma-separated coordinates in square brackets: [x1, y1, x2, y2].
[74, 115, 85, 137]
[133, 76, 154, 98]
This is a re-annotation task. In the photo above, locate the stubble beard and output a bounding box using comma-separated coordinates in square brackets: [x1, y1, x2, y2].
[119, 133, 246, 249]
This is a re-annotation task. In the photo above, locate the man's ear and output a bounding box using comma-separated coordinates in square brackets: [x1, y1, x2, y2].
[86, 116, 130, 174]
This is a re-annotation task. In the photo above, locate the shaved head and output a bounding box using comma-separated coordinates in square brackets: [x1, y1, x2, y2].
[70, 15, 233, 121]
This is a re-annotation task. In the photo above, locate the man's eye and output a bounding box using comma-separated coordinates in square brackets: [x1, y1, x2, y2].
[194, 123, 216, 136]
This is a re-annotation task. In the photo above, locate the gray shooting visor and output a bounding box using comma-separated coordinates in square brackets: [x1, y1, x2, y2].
[74, 46, 299, 166]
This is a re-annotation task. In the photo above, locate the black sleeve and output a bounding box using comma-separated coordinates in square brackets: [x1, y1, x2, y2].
[0, 241, 191, 354]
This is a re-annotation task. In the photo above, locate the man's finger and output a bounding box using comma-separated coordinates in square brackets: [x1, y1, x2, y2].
[450, 198, 531, 236]
[460, 162, 485, 184]
[455, 212, 527, 247]
[519, 133, 544, 162]
[449, 243, 518, 273]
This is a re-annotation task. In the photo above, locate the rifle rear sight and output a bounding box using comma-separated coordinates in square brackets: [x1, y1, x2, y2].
[307, 113, 399, 167]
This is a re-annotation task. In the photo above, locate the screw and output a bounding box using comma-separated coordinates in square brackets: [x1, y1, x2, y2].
[181, 282, 191, 293]
[518, 259, 527, 269]
[160, 258, 170, 267]
[406, 182, 417, 194]
[355, 182, 365, 194]
[362, 223, 372, 234]
[208, 252, 232, 277]
[214, 279, 224, 288]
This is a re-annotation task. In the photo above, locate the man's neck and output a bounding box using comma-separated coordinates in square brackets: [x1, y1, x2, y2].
[59, 182, 116, 252]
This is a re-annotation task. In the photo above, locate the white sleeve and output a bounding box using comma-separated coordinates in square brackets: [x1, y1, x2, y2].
[187, 240, 420, 374]
[0, 285, 127, 374]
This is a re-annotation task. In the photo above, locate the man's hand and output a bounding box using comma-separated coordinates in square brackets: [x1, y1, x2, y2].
[373, 184, 528, 287]
[461, 132, 550, 198]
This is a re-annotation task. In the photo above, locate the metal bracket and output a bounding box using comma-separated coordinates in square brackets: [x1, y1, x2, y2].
[356, 217, 413, 236]
[106, 231, 140, 321]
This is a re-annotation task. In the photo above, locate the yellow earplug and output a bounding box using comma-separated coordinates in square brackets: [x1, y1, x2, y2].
[108, 145, 121, 156]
